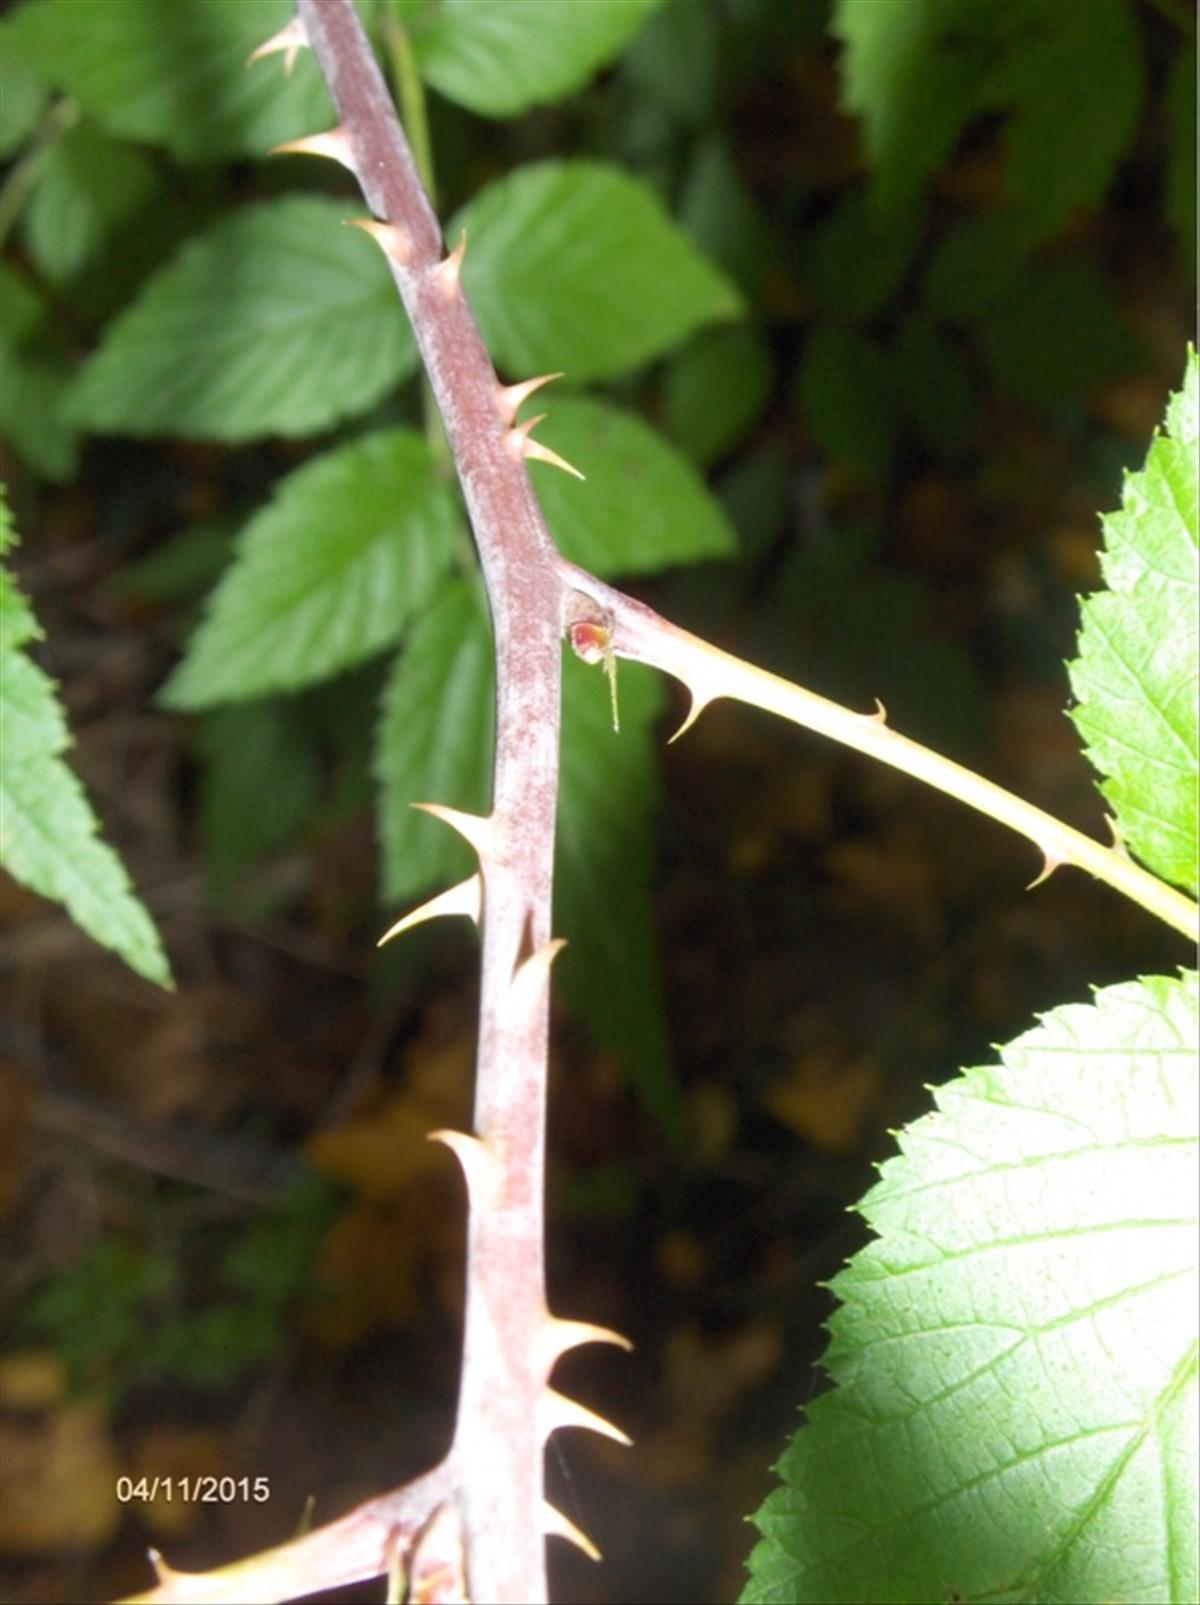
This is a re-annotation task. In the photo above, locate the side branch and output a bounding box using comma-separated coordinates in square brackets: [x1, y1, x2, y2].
[560, 561, 1198, 942]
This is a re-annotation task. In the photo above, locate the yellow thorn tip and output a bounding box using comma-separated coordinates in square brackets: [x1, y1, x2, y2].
[495, 372, 564, 424]
[269, 127, 355, 170]
[543, 1501, 602, 1562]
[247, 17, 308, 73]
[377, 876, 481, 946]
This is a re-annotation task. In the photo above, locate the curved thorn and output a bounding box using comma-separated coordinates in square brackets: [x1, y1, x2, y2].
[510, 938, 567, 1018]
[411, 802, 498, 863]
[866, 698, 888, 725]
[432, 231, 466, 297]
[667, 690, 712, 745]
[1104, 815, 1132, 860]
[543, 1501, 602, 1563]
[345, 217, 413, 268]
[269, 127, 355, 170]
[495, 372, 563, 425]
[541, 1387, 632, 1447]
[535, 1316, 633, 1375]
[428, 1129, 503, 1206]
[377, 875, 482, 947]
[247, 16, 308, 73]
[520, 434, 586, 481]
[1026, 848, 1065, 890]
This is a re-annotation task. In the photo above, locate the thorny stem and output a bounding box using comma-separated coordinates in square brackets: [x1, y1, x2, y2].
[126, 2, 1196, 1601]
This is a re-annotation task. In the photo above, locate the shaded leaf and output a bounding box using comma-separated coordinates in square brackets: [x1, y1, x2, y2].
[0, 16, 46, 157]
[163, 430, 460, 707]
[558, 652, 679, 1137]
[68, 197, 419, 443]
[23, 121, 159, 286]
[414, 0, 661, 118]
[531, 395, 738, 574]
[0, 264, 79, 482]
[10, 0, 333, 162]
[1070, 351, 1198, 895]
[678, 135, 773, 301]
[806, 190, 918, 323]
[796, 325, 895, 481]
[0, 489, 171, 986]
[374, 577, 494, 904]
[622, 0, 718, 128]
[744, 971, 1199, 1605]
[457, 160, 741, 382]
[664, 324, 773, 468]
[891, 317, 975, 459]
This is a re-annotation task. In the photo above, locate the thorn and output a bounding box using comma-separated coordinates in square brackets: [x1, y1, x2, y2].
[534, 1316, 633, 1376]
[866, 698, 888, 725]
[269, 126, 355, 171]
[505, 417, 585, 481]
[432, 232, 466, 298]
[543, 1501, 602, 1563]
[495, 372, 563, 425]
[247, 15, 309, 73]
[345, 217, 413, 269]
[1104, 815, 1131, 860]
[411, 802, 498, 863]
[541, 1388, 632, 1447]
[377, 876, 481, 947]
[428, 1129, 503, 1207]
[667, 689, 713, 745]
[510, 938, 567, 1018]
[1026, 847, 1065, 890]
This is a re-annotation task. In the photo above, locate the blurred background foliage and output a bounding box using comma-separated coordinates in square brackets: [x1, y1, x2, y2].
[0, 0, 1194, 1600]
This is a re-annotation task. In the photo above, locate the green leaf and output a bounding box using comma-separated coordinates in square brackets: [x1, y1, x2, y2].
[1165, 49, 1197, 275]
[0, 264, 78, 482]
[796, 325, 895, 481]
[529, 395, 738, 575]
[664, 324, 773, 468]
[68, 197, 418, 442]
[374, 577, 494, 903]
[558, 652, 679, 1137]
[197, 699, 322, 900]
[806, 190, 918, 323]
[0, 15, 47, 157]
[978, 0, 1143, 246]
[457, 160, 742, 382]
[413, 0, 661, 118]
[163, 430, 460, 708]
[891, 317, 975, 459]
[922, 214, 1030, 324]
[831, 0, 979, 219]
[975, 256, 1136, 415]
[9, 0, 333, 162]
[622, 0, 718, 128]
[744, 970, 1199, 1605]
[0, 488, 171, 986]
[23, 120, 160, 286]
[1069, 352, 1198, 896]
[677, 135, 773, 301]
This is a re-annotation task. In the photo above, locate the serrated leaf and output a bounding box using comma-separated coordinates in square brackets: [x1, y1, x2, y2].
[0, 489, 171, 986]
[23, 121, 159, 286]
[9, 0, 333, 162]
[1069, 352, 1198, 896]
[456, 160, 741, 382]
[978, 0, 1143, 246]
[744, 970, 1199, 1605]
[796, 325, 895, 481]
[413, 0, 661, 118]
[163, 430, 460, 708]
[664, 324, 772, 468]
[558, 652, 679, 1136]
[68, 197, 418, 443]
[374, 577, 494, 903]
[831, 0, 979, 219]
[529, 395, 737, 575]
[0, 16, 47, 158]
